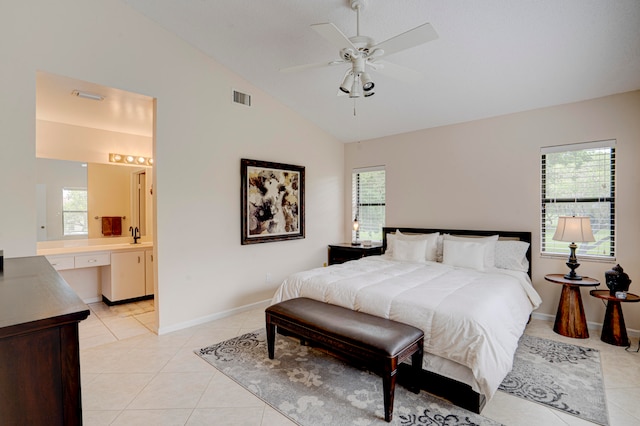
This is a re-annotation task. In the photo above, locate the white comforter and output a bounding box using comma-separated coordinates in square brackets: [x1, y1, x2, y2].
[271, 256, 542, 399]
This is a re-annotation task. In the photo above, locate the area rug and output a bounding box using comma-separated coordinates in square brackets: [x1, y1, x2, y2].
[498, 334, 608, 425]
[196, 330, 499, 425]
[196, 331, 608, 425]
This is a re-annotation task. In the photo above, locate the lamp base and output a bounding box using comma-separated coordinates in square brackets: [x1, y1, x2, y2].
[564, 259, 583, 280]
[564, 272, 583, 280]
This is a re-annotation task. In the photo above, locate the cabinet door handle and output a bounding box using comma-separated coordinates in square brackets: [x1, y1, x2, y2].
[88, 259, 97, 263]
[138, 256, 141, 263]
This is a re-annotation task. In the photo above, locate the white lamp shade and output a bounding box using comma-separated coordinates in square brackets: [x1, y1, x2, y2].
[552, 216, 595, 243]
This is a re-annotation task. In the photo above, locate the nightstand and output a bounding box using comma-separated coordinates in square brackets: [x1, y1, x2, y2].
[544, 274, 600, 339]
[328, 243, 383, 265]
[589, 290, 640, 346]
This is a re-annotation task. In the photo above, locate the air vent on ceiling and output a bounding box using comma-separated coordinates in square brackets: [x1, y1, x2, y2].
[233, 90, 251, 107]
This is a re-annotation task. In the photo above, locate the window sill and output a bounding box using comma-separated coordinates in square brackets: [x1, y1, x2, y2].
[539, 253, 616, 264]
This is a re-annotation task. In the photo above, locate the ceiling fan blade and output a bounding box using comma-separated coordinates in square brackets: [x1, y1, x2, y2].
[311, 23, 358, 51]
[373, 23, 438, 57]
[371, 60, 423, 83]
[280, 60, 345, 73]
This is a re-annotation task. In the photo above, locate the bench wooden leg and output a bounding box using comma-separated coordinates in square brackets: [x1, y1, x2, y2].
[382, 369, 397, 422]
[411, 343, 424, 394]
[266, 316, 275, 359]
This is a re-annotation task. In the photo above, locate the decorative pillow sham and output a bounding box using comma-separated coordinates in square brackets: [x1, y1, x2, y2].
[442, 240, 488, 271]
[387, 230, 439, 261]
[393, 238, 429, 262]
[494, 240, 530, 272]
[441, 234, 499, 269]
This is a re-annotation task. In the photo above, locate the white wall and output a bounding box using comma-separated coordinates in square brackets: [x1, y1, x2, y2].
[345, 91, 640, 331]
[36, 120, 153, 164]
[0, 0, 343, 333]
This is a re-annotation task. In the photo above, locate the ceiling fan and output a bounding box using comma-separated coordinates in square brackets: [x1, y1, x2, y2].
[280, 0, 438, 99]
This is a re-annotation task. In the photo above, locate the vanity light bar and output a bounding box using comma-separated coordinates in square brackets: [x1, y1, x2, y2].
[109, 153, 153, 166]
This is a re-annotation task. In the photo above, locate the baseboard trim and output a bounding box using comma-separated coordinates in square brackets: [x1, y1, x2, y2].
[531, 312, 639, 338]
[157, 299, 271, 335]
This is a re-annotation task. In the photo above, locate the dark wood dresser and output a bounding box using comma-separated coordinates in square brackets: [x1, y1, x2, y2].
[0, 256, 90, 425]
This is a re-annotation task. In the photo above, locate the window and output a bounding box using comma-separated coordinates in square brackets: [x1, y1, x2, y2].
[352, 166, 385, 242]
[541, 140, 615, 258]
[62, 188, 88, 236]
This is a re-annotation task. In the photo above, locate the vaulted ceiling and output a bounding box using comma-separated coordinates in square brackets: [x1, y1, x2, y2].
[121, 0, 640, 142]
[41, 1, 640, 143]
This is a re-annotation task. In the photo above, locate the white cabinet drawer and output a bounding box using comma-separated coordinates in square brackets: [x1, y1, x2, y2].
[74, 252, 110, 268]
[46, 255, 75, 271]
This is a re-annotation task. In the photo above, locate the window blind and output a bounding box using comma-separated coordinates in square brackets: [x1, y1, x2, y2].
[352, 166, 385, 242]
[540, 140, 615, 258]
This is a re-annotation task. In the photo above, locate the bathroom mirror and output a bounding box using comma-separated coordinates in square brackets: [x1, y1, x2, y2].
[36, 158, 151, 241]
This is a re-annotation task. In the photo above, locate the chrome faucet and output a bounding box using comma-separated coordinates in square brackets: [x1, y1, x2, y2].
[129, 226, 140, 244]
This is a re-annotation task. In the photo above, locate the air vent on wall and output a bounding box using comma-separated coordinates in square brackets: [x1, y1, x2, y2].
[233, 90, 251, 107]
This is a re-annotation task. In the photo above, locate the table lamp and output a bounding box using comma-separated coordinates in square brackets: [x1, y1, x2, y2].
[552, 216, 595, 280]
[352, 217, 360, 246]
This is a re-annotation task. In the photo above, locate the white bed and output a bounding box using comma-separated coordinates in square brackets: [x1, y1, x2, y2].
[271, 227, 541, 412]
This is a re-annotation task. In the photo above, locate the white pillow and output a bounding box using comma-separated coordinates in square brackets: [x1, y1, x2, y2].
[442, 234, 499, 268]
[396, 230, 439, 261]
[495, 240, 530, 272]
[386, 230, 439, 261]
[385, 232, 397, 256]
[393, 238, 428, 262]
[442, 240, 487, 271]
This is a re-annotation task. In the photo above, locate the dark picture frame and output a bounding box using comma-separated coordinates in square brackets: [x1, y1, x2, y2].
[241, 158, 305, 245]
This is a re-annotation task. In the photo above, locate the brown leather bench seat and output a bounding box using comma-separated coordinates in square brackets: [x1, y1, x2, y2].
[265, 297, 424, 422]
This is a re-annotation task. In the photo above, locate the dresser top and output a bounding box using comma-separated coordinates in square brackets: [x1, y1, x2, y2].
[0, 256, 89, 338]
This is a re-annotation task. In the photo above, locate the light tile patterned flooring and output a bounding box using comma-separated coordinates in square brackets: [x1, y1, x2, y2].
[80, 301, 640, 425]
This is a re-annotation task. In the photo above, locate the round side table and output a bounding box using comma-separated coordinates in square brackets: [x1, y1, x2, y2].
[589, 290, 640, 346]
[544, 274, 600, 338]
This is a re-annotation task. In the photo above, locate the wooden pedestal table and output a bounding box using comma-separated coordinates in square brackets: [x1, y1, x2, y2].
[589, 290, 640, 346]
[544, 274, 599, 338]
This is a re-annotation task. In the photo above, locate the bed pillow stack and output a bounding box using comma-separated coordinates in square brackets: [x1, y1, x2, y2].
[387, 230, 439, 262]
[386, 231, 530, 273]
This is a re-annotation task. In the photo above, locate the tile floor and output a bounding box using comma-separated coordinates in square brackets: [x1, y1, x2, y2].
[80, 302, 640, 425]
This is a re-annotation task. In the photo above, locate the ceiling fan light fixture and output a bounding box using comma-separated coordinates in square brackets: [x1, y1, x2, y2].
[360, 72, 374, 91]
[349, 78, 363, 98]
[340, 71, 355, 93]
[364, 91, 375, 97]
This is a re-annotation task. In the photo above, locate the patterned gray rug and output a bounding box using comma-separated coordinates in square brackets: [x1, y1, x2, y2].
[195, 331, 608, 425]
[196, 330, 499, 425]
[499, 334, 608, 425]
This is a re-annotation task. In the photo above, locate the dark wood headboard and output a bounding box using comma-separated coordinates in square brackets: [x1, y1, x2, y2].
[382, 227, 532, 278]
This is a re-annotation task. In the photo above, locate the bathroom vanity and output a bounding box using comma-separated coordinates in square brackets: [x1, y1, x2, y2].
[38, 239, 154, 305]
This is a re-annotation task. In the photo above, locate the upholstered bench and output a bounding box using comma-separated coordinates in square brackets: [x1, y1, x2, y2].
[265, 297, 424, 422]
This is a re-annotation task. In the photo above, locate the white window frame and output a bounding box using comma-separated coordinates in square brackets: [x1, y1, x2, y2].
[62, 187, 88, 237]
[540, 140, 616, 259]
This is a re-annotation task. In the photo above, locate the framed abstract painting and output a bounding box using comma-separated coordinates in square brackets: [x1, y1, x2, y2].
[241, 159, 305, 245]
